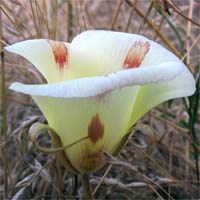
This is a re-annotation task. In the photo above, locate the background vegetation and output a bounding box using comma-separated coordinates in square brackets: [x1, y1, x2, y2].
[0, 0, 200, 199]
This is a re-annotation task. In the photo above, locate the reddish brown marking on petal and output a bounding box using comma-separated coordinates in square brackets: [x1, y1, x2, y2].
[48, 40, 68, 71]
[123, 41, 150, 69]
[88, 114, 104, 144]
[79, 147, 105, 173]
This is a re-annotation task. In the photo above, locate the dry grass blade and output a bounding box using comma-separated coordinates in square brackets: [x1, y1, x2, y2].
[54, 159, 63, 200]
[8, 0, 21, 6]
[65, 1, 70, 42]
[15, 173, 36, 188]
[153, 15, 164, 41]
[110, 0, 123, 30]
[0, 4, 8, 198]
[137, 1, 153, 34]
[54, 0, 58, 40]
[92, 176, 175, 189]
[35, 0, 43, 38]
[186, 0, 194, 64]
[29, 159, 52, 183]
[11, 187, 26, 200]
[0, 39, 8, 46]
[93, 164, 112, 195]
[129, 124, 156, 149]
[41, 0, 51, 39]
[0, 5, 27, 39]
[167, 0, 200, 27]
[182, 34, 200, 62]
[0, 1, 33, 38]
[12, 116, 40, 136]
[104, 151, 174, 200]
[124, 6, 134, 32]
[30, 0, 40, 38]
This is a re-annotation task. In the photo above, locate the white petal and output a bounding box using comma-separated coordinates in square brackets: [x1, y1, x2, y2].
[30, 87, 138, 173]
[129, 65, 196, 126]
[5, 39, 70, 83]
[68, 30, 180, 79]
[9, 61, 184, 98]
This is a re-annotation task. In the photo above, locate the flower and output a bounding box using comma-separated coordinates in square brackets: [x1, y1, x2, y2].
[6, 30, 195, 174]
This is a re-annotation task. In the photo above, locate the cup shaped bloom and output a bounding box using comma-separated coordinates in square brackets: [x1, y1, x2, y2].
[6, 30, 195, 174]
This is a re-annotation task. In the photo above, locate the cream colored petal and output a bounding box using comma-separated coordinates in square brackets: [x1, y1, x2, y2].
[129, 65, 196, 127]
[69, 30, 180, 79]
[5, 39, 70, 83]
[30, 87, 138, 174]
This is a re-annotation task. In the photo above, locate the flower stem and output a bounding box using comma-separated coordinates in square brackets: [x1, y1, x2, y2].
[81, 174, 94, 200]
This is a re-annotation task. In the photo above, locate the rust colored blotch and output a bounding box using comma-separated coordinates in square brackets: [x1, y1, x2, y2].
[123, 41, 150, 69]
[88, 114, 104, 144]
[81, 150, 105, 173]
[48, 40, 68, 71]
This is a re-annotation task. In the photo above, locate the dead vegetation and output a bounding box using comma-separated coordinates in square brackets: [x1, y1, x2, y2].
[0, 0, 200, 199]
